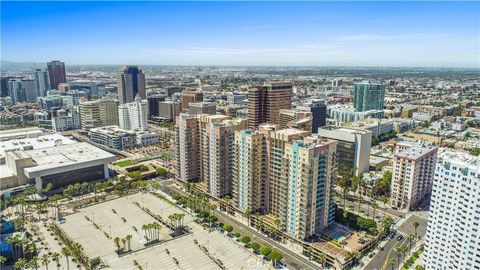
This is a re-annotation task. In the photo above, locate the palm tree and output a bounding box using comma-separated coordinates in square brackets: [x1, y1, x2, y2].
[407, 234, 415, 253]
[28, 256, 39, 270]
[316, 253, 326, 269]
[372, 202, 378, 220]
[61, 247, 71, 270]
[0, 255, 7, 265]
[413, 221, 420, 239]
[121, 238, 127, 251]
[13, 258, 26, 270]
[395, 246, 403, 268]
[51, 252, 61, 269]
[389, 258, 397, 270]
[126, 235, 132, 251]
[114, 237, 121, 252]
[41, 254, 50, 270]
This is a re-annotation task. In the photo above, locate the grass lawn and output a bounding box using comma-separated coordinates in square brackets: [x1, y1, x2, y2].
[116, 160, 134, 167]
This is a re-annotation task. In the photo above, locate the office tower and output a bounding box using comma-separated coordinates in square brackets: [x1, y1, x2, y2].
[22, 79, 37, 101]
[159, 101, 181, 121]
[181, 89, 203, 111]
[390, 143, 438, 211]
[117, 65, 146, 104]
[207, 119, 247, 197]
[189, 102, 216, 115]
[284, 137, 337, 239]
[47, 61, 66, 90]
[424, 149, 480, 270]
[228, 93, 248, 104]
[176, 114, 201, 182]
[58, 83, 70, 93]
[297, 100, 327, 133]
[146, 94, 166, 118]
[118, 96, 148, 131]
[33, 69, 50, 97]
[353, 82, 385, 112]
[317, 126, 372, 175]
[1, 77, 13, 97]
[233, 129, 268, 213]
[278, 109, 312, 131]
[79, 99, 119, 130]
[268, 128, 310, 227]
[248, 82, 293, 129]
[8, 79, 27, 105]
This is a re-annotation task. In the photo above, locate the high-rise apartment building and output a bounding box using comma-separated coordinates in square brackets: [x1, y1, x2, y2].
[117, 66, 146, 104]
[33, 69, 50, 97]
[47, 61, 66, 90]
[390, 143, 438, 211]
[268, 128, 310, 227]
[189, 102, 216, 115]
[317, 126, 372, 175]
[424, 149, 480, 270]
[22, 79, 37, 102]
[248, 82, 293, 129]
[176, 114, 201, 182]
[233, 129, 268, 213]
[79, 99, 119, 130]
[181, 89, 203, 111]
[118, 96, 148, 131]
[207, 119, 247, 197]
[353, 82, 385, 112]
[284, 137, 337, 239]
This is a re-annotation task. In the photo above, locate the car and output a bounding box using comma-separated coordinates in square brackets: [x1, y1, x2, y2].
[396, 235, 404, 241]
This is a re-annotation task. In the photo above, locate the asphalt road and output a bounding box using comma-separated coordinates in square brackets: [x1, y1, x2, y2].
[365, 213, 428, 270]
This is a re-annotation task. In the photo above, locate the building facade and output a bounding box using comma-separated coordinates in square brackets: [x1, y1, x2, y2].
[424, 149, 480, 270]
[117, 65, 146, 104]
[248, 82, 292, 129]
[353, 82, 385, 112]
[118, 97, 148, 131]
[189, 102, 216, 115]
[390, 143, 438, 211]
[33, 69, 50, 97]
[47, 61, 66, 90]
[79, 99, 119, 130]
[181, 89, 203, 111]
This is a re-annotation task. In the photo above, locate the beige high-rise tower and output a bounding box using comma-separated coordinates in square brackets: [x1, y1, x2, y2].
[248, 82, 293, 129]
[79, 99, 119, 130]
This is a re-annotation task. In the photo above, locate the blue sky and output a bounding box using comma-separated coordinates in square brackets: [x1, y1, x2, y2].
[1, 1, 479, 67]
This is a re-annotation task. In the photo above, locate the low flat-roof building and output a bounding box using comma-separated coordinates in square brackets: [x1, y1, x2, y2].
[1, 141, 115, 190]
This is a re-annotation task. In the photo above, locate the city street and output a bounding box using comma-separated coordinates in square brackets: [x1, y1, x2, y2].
[365, 213, 428, 270]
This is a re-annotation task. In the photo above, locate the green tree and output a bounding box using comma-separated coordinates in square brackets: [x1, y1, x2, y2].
[13, 258, 27, 270]
[260, 246, 272, 256]
[268, 250, 283, 266]
[251, 242, 260, 251]
[61, 247, 70, 270]
[51, 252, 61, 269]
[469, 148, 480, 156]
[413, 221, 420, 239]
[156, 167, 169, 176]
[337, 164, 354, 209]
[41, 254, 50, 270]
[223, 225, 233, 233]
[241, 236, 251, 244]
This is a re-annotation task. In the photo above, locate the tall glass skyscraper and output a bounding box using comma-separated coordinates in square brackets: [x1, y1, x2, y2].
[47, 60, 66, 90]
[353, 82, 385, 112]
[117, 65, 146, 104]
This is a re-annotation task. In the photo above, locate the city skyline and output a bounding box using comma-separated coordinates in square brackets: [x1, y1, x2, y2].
[2, 1, 479, 68]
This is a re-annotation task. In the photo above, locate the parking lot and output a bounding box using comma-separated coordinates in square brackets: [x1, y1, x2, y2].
[59, 193, 266, 269]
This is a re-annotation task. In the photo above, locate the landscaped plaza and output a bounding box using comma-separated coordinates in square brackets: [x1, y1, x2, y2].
[56, 192, 267, 270]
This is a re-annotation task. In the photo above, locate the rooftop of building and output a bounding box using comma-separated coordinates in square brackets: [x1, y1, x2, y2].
[395, 143, 438, 159]
[189, 101, 216, 107]
[437, 147, 480, 169]
[275, 128, 308, 136]
[89, 125, 136, 135]
[23, 142, 115, 173]
[0, 127, 44, 141]
[0, 133, 76, 160]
